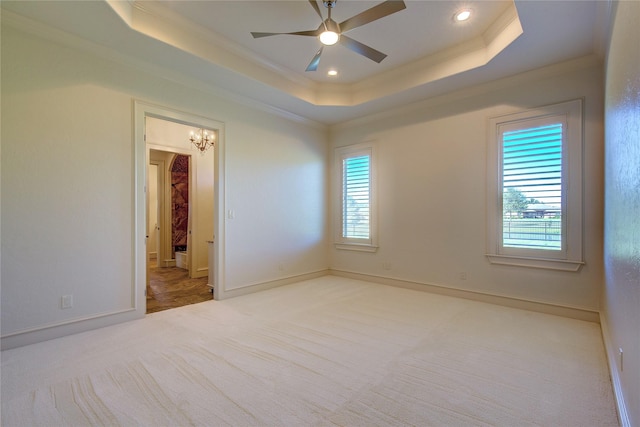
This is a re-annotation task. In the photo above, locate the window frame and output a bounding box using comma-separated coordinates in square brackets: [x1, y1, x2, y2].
[486, 99, 584, 271]
[334, 142, 378, 252]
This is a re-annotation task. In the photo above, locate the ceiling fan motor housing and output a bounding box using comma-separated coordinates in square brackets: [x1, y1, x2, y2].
[322, 19, 340, 34]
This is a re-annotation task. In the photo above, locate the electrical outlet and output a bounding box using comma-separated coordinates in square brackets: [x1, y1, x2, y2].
[459, 272, 467, 280]
[382, 262, 392, 270]
[61, 295, 73, 309]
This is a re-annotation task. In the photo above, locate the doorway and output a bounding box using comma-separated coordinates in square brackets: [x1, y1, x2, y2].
[146, 149, 211, 313]
[135, 102, 225, 315]
[148, 149, 195, 272]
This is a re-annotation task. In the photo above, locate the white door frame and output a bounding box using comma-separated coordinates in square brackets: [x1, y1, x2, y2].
[149, 160, 164, 264]
[134, 100, 226, 313]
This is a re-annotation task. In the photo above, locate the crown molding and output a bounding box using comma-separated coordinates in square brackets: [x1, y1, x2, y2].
[332, 54, 603, 131]
[105, 0, 322, 104]
[105, 0, 523, 108]
[1, 9, 327, 130]
[347, 2, 523, 106]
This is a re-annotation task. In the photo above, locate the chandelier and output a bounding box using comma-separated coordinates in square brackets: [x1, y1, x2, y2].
[189, 128, 215, 154]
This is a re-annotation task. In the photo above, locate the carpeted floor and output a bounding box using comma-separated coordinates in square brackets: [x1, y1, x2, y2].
[1, 276, 618, 426]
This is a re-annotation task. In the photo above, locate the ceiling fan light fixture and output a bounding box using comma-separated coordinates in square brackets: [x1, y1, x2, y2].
[319, 30, 339, 46]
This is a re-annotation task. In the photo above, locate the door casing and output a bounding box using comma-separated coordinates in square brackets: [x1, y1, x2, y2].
[134, 100, 227, 315]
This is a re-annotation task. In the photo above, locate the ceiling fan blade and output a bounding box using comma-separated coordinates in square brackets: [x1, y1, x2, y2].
[251, 29, 320, 39]
[339, 35, 387, 63]
[306, 47, 324, 71]
[339, 0, 406, 33]
[308, 0, 324, 22]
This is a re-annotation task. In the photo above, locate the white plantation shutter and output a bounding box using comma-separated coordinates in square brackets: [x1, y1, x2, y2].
[503, 124, 563, 207]
[335, 142, 378, 252]
[343, 155, 370, 239]
[502, 123, 563, 250]
[486, 99, 583, 271]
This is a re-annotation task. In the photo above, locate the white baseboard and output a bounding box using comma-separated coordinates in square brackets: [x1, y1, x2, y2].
[161, 259, 176, 268]
[600, 313, 631, 427]
[1, 270, 328, 349]
[329, 269, 600, 323]
[192, 267, 208, 279]
[218, 269, 329, 300]
[1, 308, 144, 350]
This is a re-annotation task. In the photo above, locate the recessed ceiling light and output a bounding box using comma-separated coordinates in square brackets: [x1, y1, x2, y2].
[454, 9, 472, 22]
[327, 69, 338, 77]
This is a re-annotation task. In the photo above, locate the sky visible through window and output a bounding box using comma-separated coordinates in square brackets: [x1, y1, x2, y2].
[502, 123, 563, 250]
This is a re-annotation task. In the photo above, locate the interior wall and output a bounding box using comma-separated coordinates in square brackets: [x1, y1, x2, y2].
[223, 120, 329, 291]
[1, 44, 136, 337]
[1, 23, 329, 348]
[602, 0, 640, 424]
[330, 60, 604, 312]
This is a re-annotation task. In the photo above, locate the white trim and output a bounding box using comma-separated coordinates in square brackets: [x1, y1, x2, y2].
[334, 243, 379, 253]
[219, 270, 329, 299]
[600, 313, 632, 427]
[149, 157, 169, 266]
[333, 55, 601, 131]
[486, 99, 584, 270]
[105, 0, 522, 108]
[1, 10, 325, 130]
[333, 141, 379, 252]
[134, 100, 226, 302]
[486, 254, 584, 272]
[330, 270, 600, 323]
[1, 308, 139, 350]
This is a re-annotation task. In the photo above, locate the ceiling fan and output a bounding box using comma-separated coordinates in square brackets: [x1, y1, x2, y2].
[251, 0, 407, 72]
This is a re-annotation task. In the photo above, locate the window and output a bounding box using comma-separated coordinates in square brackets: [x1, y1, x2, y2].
[502, 123, 563, 251]
[343, 155, 370, 239]
[486, 99, 583, 271]
[334, 142, 378, 252]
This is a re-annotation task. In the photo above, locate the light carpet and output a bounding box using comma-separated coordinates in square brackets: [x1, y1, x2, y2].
[1, 276, 618, 426]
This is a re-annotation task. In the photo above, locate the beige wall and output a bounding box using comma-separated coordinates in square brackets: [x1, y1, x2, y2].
[330, 60, 604, 312]
[1, 24, 329, 348]
[602, 1, 640, 425]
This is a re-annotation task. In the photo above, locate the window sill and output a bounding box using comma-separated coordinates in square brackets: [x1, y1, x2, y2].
[335, 243, 379, 253]
[486, 254, 584, 271]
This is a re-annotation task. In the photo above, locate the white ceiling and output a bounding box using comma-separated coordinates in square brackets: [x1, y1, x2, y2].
[159, 0, 514, 84]
[1, 0, 609, 125]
